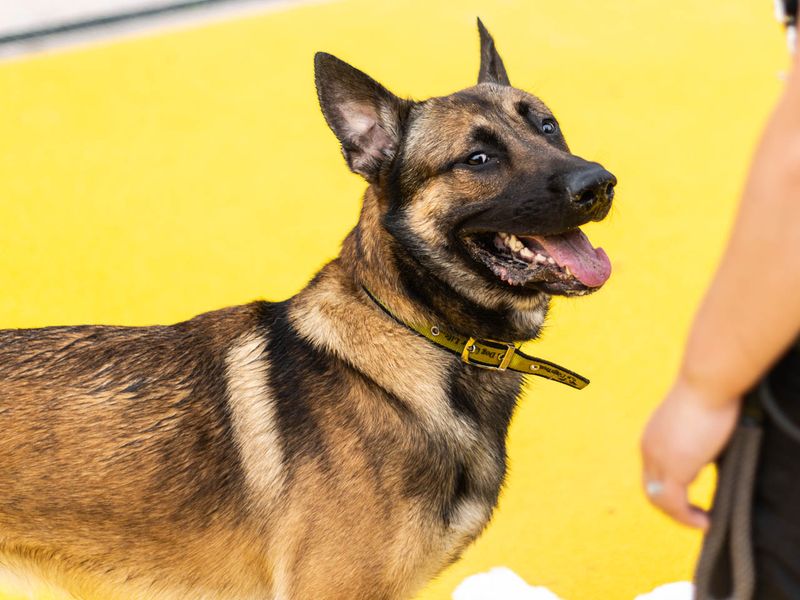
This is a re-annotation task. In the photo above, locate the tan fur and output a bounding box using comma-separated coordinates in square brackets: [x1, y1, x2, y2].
[225, 334, 285, 506]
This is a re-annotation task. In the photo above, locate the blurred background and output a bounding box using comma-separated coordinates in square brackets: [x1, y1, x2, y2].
[0, 1, 789, 598]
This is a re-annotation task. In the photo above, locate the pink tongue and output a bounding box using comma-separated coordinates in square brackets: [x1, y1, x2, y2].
[528, 229, 611, 288]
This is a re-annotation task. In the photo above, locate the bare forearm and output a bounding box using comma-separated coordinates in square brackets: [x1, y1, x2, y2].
[680, 64, 800, 402]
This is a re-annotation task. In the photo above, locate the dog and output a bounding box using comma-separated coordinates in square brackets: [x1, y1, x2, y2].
[0, 19, 615, 600]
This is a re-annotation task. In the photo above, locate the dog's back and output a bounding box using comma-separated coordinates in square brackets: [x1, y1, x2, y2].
[0, 305, 276, 599]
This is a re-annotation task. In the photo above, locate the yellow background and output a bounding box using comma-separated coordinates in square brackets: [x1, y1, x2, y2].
[0, 1, 788, 598]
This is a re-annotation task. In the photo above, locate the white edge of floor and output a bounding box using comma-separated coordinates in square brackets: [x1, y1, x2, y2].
[0, 0, 337, 64]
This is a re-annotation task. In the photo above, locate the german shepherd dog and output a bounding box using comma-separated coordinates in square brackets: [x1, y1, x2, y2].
[0, 20, 615, 600]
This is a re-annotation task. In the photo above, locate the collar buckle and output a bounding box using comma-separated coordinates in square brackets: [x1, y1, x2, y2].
[460, 337, 516, 371]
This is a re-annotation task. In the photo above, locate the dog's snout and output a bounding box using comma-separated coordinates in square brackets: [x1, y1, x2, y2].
[564, 164, 616, 216]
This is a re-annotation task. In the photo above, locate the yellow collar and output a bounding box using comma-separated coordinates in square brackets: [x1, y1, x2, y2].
[363, 287, 589, 390]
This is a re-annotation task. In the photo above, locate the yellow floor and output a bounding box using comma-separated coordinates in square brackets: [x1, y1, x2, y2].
[0, 1, 788, 598]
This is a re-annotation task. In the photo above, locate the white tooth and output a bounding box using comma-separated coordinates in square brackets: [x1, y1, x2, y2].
[499, 232, 509, 240]
[547, 257, 556, 265]
[535, 254, 547, 264]
[507, 234, 522, 251]
[519, 247, 534, 261]
[565, 266, 573, 276]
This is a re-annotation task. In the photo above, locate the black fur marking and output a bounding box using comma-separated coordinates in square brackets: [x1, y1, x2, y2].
[446, 364, 481, 424]
[441, 460, 471, 526]
[256, 301, 330, 466]
[515, 101, 530, 119]
[121, 378, 145, 394]
[515, 100, 543, 133]
[470, 126, 508, 157]
[456, 369, 515, 462]
[402, 435, 454, 504]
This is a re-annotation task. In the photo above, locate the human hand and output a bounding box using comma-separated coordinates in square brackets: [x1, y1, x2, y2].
[640, 378, 741, 529]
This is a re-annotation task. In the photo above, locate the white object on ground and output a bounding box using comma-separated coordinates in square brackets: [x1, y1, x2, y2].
[452, 567, 694, 600]
[634, 581, 695, 600]
[452, 567, 563, 600]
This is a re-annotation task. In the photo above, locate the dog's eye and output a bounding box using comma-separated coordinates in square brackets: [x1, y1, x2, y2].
[465, 152, 490, 166]
[541, 119, 558, 135]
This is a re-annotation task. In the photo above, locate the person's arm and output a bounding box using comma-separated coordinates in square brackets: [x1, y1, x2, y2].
[641, 49, 800, 529]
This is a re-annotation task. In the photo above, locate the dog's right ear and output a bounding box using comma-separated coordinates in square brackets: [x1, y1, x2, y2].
[315, 52, 409, 183]
[477, 18, 510, 86]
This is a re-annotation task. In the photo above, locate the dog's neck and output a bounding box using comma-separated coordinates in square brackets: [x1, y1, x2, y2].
[339, 187, 549, 343]
[287, 186, 529, 422]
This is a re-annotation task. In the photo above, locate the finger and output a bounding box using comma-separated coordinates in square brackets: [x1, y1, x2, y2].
[686, 505, 711, 531]
[644, 478, 710, 530]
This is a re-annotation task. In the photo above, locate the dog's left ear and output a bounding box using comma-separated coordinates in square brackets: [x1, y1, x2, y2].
[477, 18, 510, 86]
[315, 52, 409, 183]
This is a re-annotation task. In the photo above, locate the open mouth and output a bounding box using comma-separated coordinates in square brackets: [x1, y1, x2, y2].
[461, 229, 612, 295]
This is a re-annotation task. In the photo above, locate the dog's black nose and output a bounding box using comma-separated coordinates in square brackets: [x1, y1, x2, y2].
[564, 163, 616, 216]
